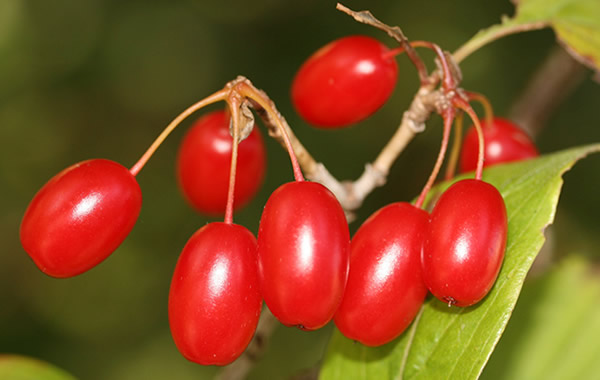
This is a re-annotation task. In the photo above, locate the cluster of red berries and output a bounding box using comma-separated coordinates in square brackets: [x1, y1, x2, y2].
[290, 35, 538, 347]
[169, 108, 351, 364]
[19, 32, 540, 367]
[170, 165, 351, 365]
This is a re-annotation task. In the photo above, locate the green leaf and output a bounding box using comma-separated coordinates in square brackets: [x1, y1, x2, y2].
[482, 256, 600, 380]
[453, 0, 600, 72]
[320, 144, 600, 380]
[0, 355, 77, 380]
[515, 0, 600, 71]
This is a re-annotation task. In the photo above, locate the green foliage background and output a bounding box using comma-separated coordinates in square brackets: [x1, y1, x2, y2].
[1, 0, 599, 379]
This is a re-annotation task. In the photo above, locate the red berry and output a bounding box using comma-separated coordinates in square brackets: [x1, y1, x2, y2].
[422, 179, 507, 307]
[168, 222, 261, 366]
[460, 117, 539, 172]
[20, 159, 142, 278]
[334, 202, 428, 346]
[291, 35, 398, 128]
[257, 181, 350, 330]
[176, 110, 266, 215]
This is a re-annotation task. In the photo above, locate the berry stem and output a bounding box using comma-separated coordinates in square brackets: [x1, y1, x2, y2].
[415, 107, 455, 209]
[454, 98, 485, 180]
[464, 91, 494, 127]
[382, 46, 405, 60]
[236, 81, 305, 182]
[129, 89, 228, 177]
[223, 96, 243, 225]
[411, 41, 455, 91]
[444, 111, 464, 180]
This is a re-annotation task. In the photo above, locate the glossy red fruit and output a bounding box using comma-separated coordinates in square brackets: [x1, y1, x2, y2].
[257, 181, 350, 330]
[20, 159, 142, 278]
[422, 179, 507, 307]
[335, 202, 428, 346]
[460, 117, 539, 172]
[176, 110, 266, 215]
[169, 222, 261, 366]
[291, 35, 398, 128]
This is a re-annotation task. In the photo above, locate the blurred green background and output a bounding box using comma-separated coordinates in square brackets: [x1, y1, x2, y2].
[1, 0, 599, 379]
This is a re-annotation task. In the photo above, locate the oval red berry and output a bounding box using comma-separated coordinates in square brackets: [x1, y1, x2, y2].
[168, 222, 262, 366]
[291, 35, 398, 128]
[460, 117, 538, 173]
[422, 179, 507, 307]
[335, 202, 428, 346]
[20, 159, 142, 278]
[257, 181, 350, 330]
[176, 110, 266, 215]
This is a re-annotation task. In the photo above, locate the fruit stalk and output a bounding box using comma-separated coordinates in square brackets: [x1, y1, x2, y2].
[444, 111, 464, 180]
[411, 40, 456, 91]
[223, 95, 243, 224]
[235, 80, 304, 182]
[130, 89, 228, 176]
[464, 90, 494, 127]
[454, 98, 485, 180]
[415, 107, 455, 208]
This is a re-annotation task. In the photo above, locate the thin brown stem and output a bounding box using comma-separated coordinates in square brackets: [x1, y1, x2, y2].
[454, 98, 485, 180]
[415, 107, 455, 208]
[235, 80, 304, 182]
[383, 46, 406, 60]
[223, 94, 243, 225]
[445, 111, 464, 180]
[411, 41, 456, 90]
[463, 91, 494, 127]
[129, 89, 228, 176]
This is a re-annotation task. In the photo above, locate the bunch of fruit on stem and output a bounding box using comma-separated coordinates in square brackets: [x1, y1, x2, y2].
[19, 28, 539, 366]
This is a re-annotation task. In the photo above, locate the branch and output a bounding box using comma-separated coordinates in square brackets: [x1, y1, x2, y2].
[346, 85, 441, 210]
[244, 77, 445, 220]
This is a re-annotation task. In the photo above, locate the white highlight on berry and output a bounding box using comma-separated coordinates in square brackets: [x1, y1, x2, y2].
[72, 193, 100, 220]
[356, 60, 376, 75]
